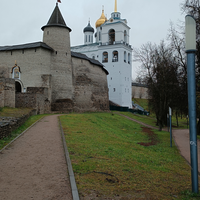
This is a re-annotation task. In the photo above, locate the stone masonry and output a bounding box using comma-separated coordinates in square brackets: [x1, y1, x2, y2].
[0, 78, 15, 108]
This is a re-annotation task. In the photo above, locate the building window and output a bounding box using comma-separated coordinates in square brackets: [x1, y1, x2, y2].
[99, 32, 101, 41]
[113, 88, 116, 92]
[89, 35, 90, 42]
[85, 35, 87, 42]
[124, 51, 126, 63]
[112, 51, 118, 62]
[102, 51, 108, 63]
[92, 55, 95, 59]
[124, 30, 127, 43]
[128, 53, 131, 64]
[109, 29, 115, 45]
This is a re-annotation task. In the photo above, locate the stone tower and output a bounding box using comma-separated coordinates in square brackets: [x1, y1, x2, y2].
[41, 3, 73, 102]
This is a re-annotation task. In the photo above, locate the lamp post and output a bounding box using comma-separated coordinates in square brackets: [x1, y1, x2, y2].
[185, 15, 199, 194]
[169, 107, 172, 147]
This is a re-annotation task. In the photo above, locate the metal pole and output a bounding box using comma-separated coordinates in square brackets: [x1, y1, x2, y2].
[187, 51, 199, 193]
[167, 114, 169, 132]
[169, 107, 172, 147]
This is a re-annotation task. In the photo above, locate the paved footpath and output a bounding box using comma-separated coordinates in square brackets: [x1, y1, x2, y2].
[0, 115, 73, 200]
[173, 129, 200, 173]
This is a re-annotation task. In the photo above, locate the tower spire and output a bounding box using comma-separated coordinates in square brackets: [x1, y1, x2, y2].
[114, 0, 117, 12]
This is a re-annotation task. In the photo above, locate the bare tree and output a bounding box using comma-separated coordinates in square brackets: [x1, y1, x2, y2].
[134, 41, 180, 131]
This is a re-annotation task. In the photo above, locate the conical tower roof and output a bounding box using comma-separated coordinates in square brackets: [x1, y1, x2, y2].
[41, 3, 71, 32]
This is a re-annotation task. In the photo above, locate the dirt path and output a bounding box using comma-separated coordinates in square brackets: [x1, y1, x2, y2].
[0, 115, 73, 200]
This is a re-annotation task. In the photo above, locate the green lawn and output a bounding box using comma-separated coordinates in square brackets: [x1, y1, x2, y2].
[60, 113, 200, 199]
[0, 114, 46, 150]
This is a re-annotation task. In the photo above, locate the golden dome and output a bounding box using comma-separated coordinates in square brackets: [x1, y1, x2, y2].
[95, 9, 107, 28]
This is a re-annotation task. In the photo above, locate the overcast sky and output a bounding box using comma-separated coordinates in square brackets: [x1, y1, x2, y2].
[0, 0, 185, 79]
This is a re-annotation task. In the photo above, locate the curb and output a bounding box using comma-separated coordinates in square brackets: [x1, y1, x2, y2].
[0, 116, 45, 153]
[59, 118, 80, 200]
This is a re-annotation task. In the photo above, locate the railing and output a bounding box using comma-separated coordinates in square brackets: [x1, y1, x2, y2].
[112, 58, 118, 62]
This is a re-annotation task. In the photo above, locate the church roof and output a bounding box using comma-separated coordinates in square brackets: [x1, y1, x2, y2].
[41, 4, 71, 32]
[71, 51, 109, 75]
[95, 9, 107, 28]
[0, 42, 54, 52]
[83, 22, 94, 33]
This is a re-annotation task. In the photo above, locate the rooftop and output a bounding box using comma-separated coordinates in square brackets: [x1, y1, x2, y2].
[41, 4, 71, 32]
[0, 42, 54, 52]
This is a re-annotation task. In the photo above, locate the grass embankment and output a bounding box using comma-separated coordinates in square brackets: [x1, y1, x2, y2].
[132, 98, 149, 111]
[132, 98, 189, 129]
[60, 113, 200, 199]
[0, 107, 32, 117]
[0, 107, 46, 150]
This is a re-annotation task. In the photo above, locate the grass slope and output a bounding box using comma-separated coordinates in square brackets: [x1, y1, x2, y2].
[132, 98, 149, 111]
[132, 98, 189, 129]
[60, 113, 200, 199]
[0, 107, 32, 117]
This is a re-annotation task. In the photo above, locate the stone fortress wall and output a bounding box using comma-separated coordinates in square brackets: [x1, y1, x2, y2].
[0, 78, 15, 108]
[0, 52, 109, 113]
[132, 83, 149, 99]
[0, 48, 52, 89]
[72, 57, 109, 112]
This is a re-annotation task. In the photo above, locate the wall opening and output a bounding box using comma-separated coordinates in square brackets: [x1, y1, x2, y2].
[109, 29, 115, 45]
[112, 51, 118, 62]
[102, 51, 108, 63]
[15, 81, 22, 93]
[124, 30, 127, 43]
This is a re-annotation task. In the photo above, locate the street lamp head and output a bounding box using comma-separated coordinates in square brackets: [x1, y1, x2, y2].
[185, 15, 196, 52]
[169, 107, 172, 116]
